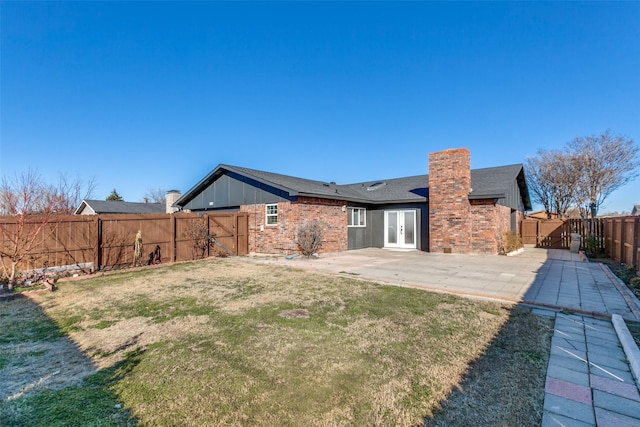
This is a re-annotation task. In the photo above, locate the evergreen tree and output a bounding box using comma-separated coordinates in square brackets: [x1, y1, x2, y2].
[106, 189, 124, 201]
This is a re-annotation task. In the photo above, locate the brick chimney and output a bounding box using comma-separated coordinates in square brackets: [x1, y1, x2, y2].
[428, 148, 472, 253]
[165, 190, 181, 213]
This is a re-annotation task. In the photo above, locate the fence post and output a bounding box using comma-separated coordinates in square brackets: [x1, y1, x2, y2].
[633, 217, 639, 269]
[620, 217, 627, 264]
[171, 214, 176, 263]
[94, 217, 102, 272]
[235, 213, 239, 256]
[206, 214, 211, 258]
[611, 218, 615, 258]
[598, 219, 604, 253]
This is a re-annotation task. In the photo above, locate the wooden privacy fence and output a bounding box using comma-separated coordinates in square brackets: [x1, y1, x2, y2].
[521, 216, 639, 273]
[521, 218, 605, 250]
[0, 212, 249, 275]
[603, 216, 640, 271]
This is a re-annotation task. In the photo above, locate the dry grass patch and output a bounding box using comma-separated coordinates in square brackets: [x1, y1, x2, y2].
[1, 258, 550, 426]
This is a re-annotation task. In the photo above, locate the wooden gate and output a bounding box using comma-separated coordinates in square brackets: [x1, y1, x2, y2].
[521, 218, 607, 251]
[521, 219, 567, 248]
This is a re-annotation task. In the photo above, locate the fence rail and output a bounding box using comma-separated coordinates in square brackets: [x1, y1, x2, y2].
[0, 212, 249, 276]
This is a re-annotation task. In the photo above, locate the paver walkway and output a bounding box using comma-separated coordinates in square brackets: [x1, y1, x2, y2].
[523, 253, 640, 320]
[251, 247, 640, 425]
[540, 312, 640, 426]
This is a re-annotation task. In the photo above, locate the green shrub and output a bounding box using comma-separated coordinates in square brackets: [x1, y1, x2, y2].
[583, 234, 604, 257]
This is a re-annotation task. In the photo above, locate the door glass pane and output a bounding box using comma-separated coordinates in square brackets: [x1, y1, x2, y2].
[404, 211, 415, 244]
[387, 212, 397, 244]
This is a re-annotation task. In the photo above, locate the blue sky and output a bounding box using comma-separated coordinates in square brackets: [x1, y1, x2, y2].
[2, 2, 639, 212]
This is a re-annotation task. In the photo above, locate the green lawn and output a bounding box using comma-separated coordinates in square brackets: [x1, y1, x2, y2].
[0, 258, 551, 426]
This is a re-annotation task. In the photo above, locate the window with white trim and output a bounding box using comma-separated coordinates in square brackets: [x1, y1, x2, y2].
[266, 203, 278, 225]
[348, 207, 366, 227]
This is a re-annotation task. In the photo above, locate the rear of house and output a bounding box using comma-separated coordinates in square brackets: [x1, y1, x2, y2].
[174, 148, 531, 255]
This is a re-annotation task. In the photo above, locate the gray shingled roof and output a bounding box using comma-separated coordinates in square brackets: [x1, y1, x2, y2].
[177, 163, 531, 208]
[224, 165, 364, 200]
[469, 164, 526, 197]
[341, 174, 428, 203]
[75, 200, 165, 214]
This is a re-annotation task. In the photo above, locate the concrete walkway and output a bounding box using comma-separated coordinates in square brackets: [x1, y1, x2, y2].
[250, 247, 640, 425]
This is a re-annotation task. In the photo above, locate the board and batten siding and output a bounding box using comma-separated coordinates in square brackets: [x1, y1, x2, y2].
[181, 171, 292, 212]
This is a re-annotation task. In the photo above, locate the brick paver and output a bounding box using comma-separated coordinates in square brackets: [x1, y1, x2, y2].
[542, 312, 640, 426]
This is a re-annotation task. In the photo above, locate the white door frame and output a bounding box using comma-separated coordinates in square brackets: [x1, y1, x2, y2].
[384, 210, 417, 249]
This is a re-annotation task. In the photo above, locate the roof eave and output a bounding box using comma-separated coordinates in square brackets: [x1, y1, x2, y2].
[469, 193, 506, 200]
[296, 192, 367, 204]
[298, 192, 427, 205]
[368, 198, 428, 205]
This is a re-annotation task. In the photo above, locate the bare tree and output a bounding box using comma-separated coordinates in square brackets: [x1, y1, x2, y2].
[568, 130, 639, 219]
[526, 154, 554, 219]
[0, 170, 98, 288]
[0, 171, 60, 288]
[525, 150, 577, 219]
[526, 131, 638, 222]
[142, 188, 166, 204]
[54, 173, 97, 214]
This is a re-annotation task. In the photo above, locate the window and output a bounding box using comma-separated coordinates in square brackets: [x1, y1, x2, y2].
[266, 203, 278, 225]
[348, 207, 366, 227]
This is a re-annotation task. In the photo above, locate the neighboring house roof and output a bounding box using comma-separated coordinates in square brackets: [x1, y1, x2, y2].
[176, 163, 532, 210]
[74, 200, 165, 215]
[527, 210, 558, 220]
[632, 205, 640, 215]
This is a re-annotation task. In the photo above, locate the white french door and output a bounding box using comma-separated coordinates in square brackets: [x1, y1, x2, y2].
[384, 210, 416, 249]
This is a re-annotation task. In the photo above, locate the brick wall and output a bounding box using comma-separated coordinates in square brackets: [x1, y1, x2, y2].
[240, 197, 347, 254]
[428, 148, 472, 253]
[469, 199, 512, 254]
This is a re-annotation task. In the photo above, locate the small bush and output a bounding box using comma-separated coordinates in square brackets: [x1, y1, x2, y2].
[183, 218, 216, 260]
[629, 276, 640, 290]
[297, 220, 323, 257]
[501, 231, 523, 254]
[583, 234, 603, 257]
